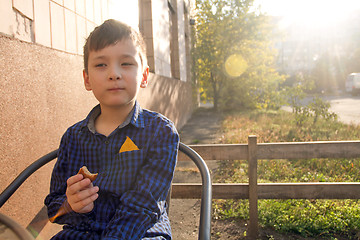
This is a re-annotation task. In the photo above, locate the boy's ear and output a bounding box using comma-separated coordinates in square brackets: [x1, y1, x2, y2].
[140, 66, 149, 88]
[83, 69, 92, 91]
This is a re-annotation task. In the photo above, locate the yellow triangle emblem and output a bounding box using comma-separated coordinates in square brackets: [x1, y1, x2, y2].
[119, 136, 139, 153]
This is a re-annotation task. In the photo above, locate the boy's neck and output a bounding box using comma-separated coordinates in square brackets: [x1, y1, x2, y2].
[95, 102, 135, 137]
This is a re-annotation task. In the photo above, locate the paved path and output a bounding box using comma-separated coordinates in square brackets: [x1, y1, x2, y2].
[178, 108, 223, 145]
[170, 107, 223, 239]
[324, 95, 360, 125]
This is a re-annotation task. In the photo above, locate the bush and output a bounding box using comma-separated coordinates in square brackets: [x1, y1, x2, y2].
[214, 109, 360, 238]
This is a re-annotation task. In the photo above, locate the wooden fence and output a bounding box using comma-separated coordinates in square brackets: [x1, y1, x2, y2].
[172, 135, 360, 238]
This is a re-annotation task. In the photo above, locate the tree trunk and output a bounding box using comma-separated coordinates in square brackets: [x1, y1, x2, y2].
[211, 71, 219, 111]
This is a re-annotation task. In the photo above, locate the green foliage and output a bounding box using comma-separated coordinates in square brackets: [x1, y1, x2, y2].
[284, 76, 337, 126]
[258, 199, 360, 237]
[285, 75, 310, 110]
[290, 96, 337, 126]
[311, 52, 339, 93]
[214, 199, 360, 238]
[193, 0, 286, 110]
[214, 109, 360, 238]
[309, 97, 337, 124]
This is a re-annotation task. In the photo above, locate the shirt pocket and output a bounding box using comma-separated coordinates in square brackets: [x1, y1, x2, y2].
[116, 148, 146, 170]
[99, 148, 146, 192]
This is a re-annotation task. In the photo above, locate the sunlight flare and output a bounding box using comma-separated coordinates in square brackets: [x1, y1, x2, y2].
[256, 0, 360, 28]
[225, 54, 248, 77]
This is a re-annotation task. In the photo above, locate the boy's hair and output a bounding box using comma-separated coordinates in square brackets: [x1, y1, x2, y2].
[83, 19, 147, 73]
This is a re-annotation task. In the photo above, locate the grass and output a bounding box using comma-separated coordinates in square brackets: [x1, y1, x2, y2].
[213, 109, 360, 238]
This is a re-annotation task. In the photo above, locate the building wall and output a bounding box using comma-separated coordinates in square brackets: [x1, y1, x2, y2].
[177, 0, 187, 82]
[0, 0, 195, 232]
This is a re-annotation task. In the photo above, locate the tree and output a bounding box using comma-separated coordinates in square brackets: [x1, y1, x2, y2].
[347, 48, 360, 73]
[193, 0, 285, 110]
[304, 11, 360, 93]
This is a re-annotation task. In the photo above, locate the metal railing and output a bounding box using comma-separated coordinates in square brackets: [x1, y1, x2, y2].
[175, 135, 360, 238]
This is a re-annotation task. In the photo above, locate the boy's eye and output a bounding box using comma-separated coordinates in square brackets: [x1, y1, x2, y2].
[95, 63, 106, 67]
[121, 62, 133, 66]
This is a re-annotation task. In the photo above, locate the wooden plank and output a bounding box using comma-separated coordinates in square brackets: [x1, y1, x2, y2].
[177, 141, 360, 161]
[257, 141, 360, 159]
[211, 184, 249, 199]
[258, 182, 360, 199]
[177, 144, 248, 161]
[171, 183, 202, 198]
[171, 183, 249, 199]
[248, 136, 258, 238]
[171, 183, 360, 199]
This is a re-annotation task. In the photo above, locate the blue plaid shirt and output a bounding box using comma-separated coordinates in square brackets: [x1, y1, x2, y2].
[45, 101, 179, 240]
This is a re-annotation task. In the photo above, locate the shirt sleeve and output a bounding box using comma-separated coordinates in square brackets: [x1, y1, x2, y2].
[102, 120, 179, 239]
[44, 129, 94, 226]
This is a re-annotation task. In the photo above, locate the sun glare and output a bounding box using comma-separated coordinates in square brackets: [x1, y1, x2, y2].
[225, 54, 248, 77]
[109, 0, 139, 29]
[256, 0, 360, 28]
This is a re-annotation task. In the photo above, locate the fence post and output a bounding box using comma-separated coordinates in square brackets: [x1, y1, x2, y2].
[248, 135, 258, 238]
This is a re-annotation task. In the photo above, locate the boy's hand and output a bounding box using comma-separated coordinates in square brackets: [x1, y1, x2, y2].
[66, 174, 99, 213]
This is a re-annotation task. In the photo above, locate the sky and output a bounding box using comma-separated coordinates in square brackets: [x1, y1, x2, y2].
[254, 0, 360, 28]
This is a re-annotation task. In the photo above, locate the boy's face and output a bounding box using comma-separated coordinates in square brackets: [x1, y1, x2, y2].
[83, 39, 149, 109]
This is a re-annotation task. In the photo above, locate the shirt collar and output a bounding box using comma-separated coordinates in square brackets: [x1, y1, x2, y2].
[83, 101, 145, 134]
[131, 101, 145, 128]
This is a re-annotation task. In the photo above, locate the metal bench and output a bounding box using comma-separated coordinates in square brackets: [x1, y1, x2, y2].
[0, 142, 212, 240]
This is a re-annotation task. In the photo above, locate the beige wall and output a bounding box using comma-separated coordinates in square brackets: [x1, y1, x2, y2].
[0, 35, 98, 227]
[139, 73, 194, 128]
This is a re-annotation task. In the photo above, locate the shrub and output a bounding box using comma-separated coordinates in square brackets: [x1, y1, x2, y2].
[214, 109, 360, 238]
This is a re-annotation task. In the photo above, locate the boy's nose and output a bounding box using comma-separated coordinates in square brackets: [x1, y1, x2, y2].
[108, 66, 122, 80]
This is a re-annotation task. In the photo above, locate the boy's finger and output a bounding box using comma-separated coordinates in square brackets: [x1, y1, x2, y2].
[72, 186, 99, 203]
[66, 174, 84, 187]
[78, 192, 99, 207]
[71, 192, 99, 213]
[67, 177, 91, 195]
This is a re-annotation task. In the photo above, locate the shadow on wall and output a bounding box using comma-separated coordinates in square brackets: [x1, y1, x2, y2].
[138, 73, 194, 129]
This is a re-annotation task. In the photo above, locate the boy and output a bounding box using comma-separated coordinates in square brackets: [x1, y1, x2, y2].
[45, 19, 179, 240]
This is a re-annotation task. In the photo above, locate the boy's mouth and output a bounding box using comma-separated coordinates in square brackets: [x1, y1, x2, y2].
[108, 87, 125, 91]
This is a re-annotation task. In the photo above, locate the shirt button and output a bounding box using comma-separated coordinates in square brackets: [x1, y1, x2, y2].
[104, 140, 110, 144]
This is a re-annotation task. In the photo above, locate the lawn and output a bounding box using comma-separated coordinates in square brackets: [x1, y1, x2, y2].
[213, 109, 360, 239]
